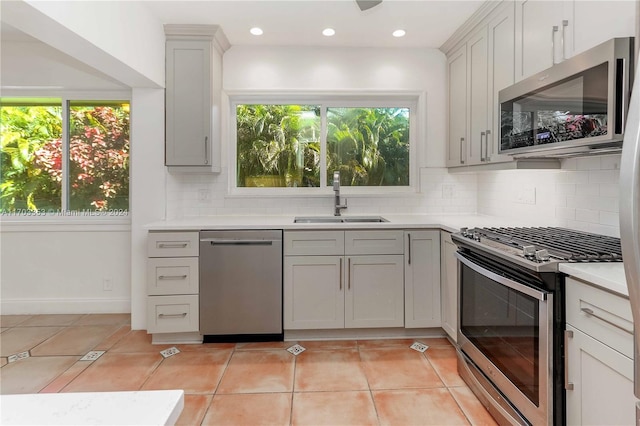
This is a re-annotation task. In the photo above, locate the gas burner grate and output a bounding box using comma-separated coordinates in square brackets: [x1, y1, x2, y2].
[480, 227, 622, 262]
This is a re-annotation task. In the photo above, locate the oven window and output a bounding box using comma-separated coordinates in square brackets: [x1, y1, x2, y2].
[460, 262, 540, 406]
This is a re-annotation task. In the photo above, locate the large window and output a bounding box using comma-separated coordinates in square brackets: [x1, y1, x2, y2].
[235, 99, 413, 190]
[0, 98, 130, 215]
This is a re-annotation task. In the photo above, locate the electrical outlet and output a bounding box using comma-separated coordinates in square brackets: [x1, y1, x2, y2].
[515, 185, 536, 204]
[442, 184, 454, 199]
[103, 278, 113, 291]
[198, 189, 211, 203]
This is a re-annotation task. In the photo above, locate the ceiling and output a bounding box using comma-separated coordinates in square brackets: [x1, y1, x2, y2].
[140, 0, 485, 48]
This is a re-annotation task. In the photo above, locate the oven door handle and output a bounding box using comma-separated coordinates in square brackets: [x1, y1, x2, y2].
[455, 252, 548, 301]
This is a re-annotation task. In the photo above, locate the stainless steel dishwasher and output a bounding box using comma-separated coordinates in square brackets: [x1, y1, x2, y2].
[199, 230, 283, 342]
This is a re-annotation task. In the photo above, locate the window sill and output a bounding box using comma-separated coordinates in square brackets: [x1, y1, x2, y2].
[226, 187, 418, 199]
[0, 215, 131, 233]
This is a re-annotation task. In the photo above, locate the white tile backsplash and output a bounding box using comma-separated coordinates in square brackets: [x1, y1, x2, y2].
[166, 167, 479, 219]
[476, 154, 622, 237]
[165, 155, 621, 237]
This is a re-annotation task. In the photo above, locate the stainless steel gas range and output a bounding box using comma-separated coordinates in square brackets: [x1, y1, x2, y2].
[451, 227, 623, 426]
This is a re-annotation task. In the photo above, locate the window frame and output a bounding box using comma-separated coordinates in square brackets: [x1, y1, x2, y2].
[0, 91, 131, 224]
[229, 92, 420, 196]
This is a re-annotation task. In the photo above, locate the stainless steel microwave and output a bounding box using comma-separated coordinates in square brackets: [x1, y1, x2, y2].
[499, 37, 634, 158]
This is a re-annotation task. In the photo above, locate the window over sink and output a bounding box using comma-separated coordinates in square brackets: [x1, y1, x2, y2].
[232, 95, 416, 193]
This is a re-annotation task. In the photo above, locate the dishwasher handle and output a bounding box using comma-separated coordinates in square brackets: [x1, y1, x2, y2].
[201, 238, 275, 246]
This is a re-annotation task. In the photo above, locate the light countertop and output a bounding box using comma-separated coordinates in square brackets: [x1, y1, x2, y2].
[147, 214, 629, 297]
[0, 390, 184, 425]
[146, 213, 540, 233]
[559, 263, 629, 297]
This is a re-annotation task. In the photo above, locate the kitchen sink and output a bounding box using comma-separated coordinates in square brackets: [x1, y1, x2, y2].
[294, 216, 388, 223]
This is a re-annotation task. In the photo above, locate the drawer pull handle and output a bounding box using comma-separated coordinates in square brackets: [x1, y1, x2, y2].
[158, 243, 188, 249]
[158, 313, 188, 319]
[158, 275, 188, 280]
[581, 307, 633, 335]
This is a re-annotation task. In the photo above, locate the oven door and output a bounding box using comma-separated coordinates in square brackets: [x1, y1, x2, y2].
[456, 251, 553, 426]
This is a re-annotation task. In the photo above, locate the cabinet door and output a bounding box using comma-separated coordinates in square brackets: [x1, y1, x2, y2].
[447, 45, 467, 167]
[565, 325, 635, 426]
[440, 231, 458, 341]
[467, 28, 488, 166]
[563, 1, 636, 59]
[165, 39, 212, 166]
[487, 3, 516, 164]
[405, 231, 441, 328]
[515, 0, 563, 80]
[345, 255, 404, 328]
[284, 256, 344, 330]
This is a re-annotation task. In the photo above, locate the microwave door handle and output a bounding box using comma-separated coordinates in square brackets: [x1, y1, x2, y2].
[561, 20, 569, 61]
[551, 25, 559, 64]
[620, 58, 628, 134]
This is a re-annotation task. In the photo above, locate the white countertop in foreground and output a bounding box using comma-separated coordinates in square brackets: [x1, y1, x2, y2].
[560, 262, 629, 297]
[146, 213, 540, 233]
[0, 390, 184, 425]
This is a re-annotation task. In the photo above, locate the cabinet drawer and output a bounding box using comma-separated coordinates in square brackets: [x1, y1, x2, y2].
[148, 232, 199, 257]
[147, 258, 199, 295]
[345, 230, 404, 255]
[146, 295, 199, 333]
[284, 231, 344, 256]
[566, 277, 633, 358]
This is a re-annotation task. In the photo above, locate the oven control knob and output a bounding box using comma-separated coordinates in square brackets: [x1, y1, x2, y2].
[460, 227, 468, 237]
[523, 245, 536, 258]
[535, 249, 550, 262]
[473, 232, 481, 242]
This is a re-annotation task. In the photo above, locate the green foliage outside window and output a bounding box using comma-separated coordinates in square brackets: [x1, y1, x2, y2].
[236, 104, 410, 188]
[0, 101, 130, 213]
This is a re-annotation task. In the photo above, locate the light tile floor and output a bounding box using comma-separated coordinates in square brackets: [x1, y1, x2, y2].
[0, 314, 497, 425]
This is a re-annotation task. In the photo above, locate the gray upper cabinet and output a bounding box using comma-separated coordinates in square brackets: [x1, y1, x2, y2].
[514, 0, 636, 82]
[164, 25, 229, 171]
[445, 2, 516, 168]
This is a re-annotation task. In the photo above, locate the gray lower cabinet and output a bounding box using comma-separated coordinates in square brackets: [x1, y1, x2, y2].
[284, 255, 344, 329]
[404, 230, 441, 328]
[440, 231, 458, 341]
[283, 230, 404, 330]
[565, 277, 634, 425]
[146, 231, 200, 334]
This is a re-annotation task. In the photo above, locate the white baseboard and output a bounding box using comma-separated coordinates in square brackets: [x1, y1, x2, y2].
[0, 298, 131, 315]
[284, 327, 446, 341]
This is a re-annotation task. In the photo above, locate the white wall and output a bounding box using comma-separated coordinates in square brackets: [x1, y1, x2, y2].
[1, 40, 126, 91]
[0, 224, 131, 314]
[0, 3, 165, 323]
[477, 155, 622, 237]
[166, 46, 478, 218]
[1, 0, 165, 88]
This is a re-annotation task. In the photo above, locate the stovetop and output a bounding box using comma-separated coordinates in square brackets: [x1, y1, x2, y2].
[452, 227, 623, 272]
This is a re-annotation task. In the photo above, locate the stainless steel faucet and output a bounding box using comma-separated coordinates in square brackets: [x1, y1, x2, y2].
[333, 171, 347, 216]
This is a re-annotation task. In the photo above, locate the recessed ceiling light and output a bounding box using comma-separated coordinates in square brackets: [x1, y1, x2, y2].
[250, 27, 263, 36]
[322, 28, 336, 37]
[392, 29, 406, 38]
